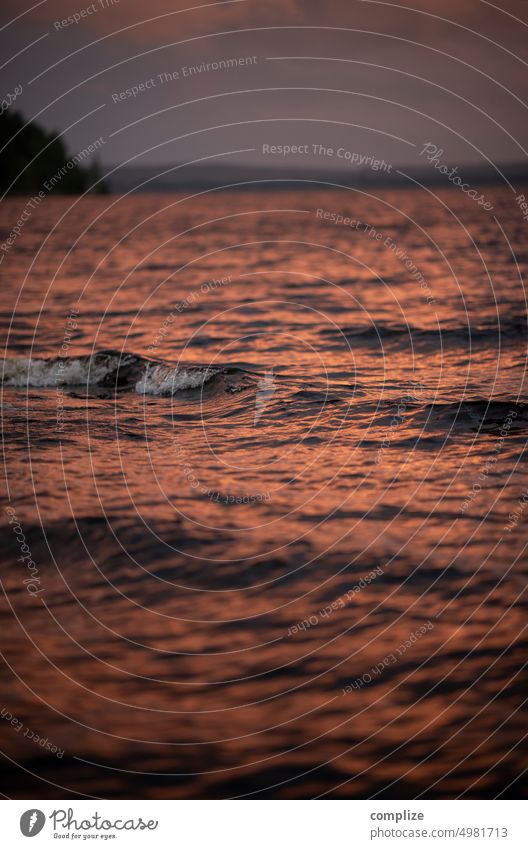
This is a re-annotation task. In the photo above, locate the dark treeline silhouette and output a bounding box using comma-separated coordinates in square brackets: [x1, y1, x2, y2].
[0, 110, 107, 195]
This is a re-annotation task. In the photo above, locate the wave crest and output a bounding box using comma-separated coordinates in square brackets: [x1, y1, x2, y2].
[1, 351, 217, 396]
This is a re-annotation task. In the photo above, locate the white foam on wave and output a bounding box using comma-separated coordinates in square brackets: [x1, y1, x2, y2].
[1, 355, 120, 387]
[1, 354, 216, 396]
[134, 364, 214, 395]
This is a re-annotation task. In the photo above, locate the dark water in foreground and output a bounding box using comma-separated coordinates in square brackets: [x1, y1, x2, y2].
[1, 187, 527, 798]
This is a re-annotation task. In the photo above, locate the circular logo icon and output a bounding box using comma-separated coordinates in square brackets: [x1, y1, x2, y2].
[20, 810, 46, 837]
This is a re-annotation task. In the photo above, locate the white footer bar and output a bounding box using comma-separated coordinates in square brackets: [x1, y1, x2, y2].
[2, 799, 525, 848]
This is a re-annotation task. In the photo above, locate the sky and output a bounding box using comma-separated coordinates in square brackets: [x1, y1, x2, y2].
[1, 0, 528, 172]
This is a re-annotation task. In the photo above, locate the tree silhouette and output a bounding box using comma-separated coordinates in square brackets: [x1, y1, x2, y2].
[0, 110, 107, 195]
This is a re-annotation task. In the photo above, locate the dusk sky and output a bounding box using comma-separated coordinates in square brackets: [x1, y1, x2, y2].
[2, 0, 528, 172]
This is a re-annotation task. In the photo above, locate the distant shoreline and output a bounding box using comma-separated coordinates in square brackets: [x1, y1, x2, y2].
[103, 163, 528, 193]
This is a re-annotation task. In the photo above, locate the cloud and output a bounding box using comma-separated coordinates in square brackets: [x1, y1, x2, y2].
[5, 0, 528, 48]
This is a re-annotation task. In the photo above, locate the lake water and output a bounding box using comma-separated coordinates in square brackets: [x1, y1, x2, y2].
[1, 186, 527, 798]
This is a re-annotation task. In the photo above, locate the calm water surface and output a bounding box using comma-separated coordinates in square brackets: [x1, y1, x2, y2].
[1, 187, 527, 798]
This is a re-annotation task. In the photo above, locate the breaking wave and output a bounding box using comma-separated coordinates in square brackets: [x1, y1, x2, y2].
[0, 350, 219, 396]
